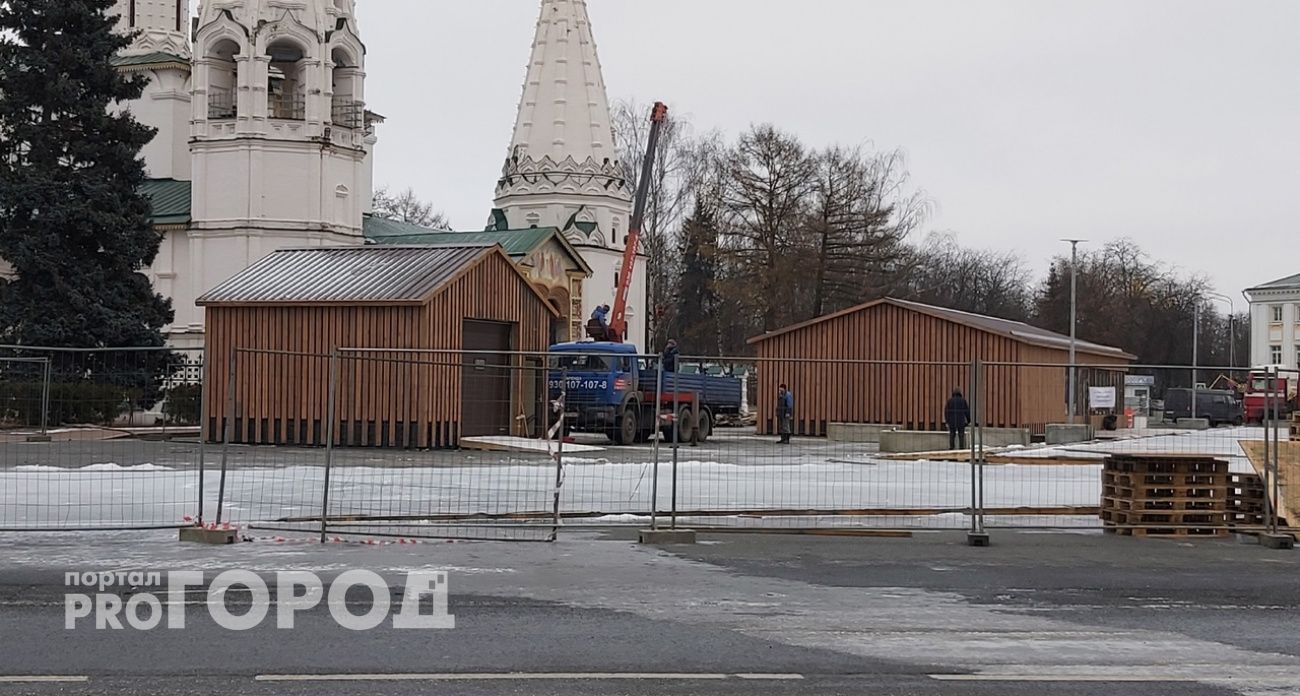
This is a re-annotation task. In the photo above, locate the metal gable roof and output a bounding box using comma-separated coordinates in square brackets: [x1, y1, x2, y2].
[363, 216, 593, 275]
[748, 297, 1135, 360]
[196, 245, 496, 306]
[1246, 273, 1300, 293]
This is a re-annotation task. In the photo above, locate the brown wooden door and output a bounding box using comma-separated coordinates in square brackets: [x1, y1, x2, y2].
[461, 320, 514, 438]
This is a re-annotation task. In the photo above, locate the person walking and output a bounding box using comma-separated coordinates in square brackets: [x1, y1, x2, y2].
[945, 388, 971, 450]
[776, 384, 795, 444]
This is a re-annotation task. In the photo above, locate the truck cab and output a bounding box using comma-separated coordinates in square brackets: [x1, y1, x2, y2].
[548, 342, 646, 444]
[1244, 367, 1297, 422]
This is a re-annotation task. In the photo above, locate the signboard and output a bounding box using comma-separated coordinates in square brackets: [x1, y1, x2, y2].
[1089, 387, 1117, 409]
[1125, 375, 1155, 387]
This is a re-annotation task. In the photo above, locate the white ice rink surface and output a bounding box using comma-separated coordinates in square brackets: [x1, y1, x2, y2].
[0, 427, 1270, 530]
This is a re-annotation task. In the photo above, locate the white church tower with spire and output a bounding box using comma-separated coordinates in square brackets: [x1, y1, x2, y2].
[109, 0, 379, 348]
[111, 0, 194, 181]
[493, 0, 647, 346]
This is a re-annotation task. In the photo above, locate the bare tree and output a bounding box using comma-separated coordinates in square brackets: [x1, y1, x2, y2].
[371, 186, 451, 230]
[898, 233, 1034, 321]
[718, 124, 818, 332]
[803, 146, 915, 317]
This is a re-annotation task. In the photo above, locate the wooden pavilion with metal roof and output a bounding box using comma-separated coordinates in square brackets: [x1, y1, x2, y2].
[747, 298, 1136, 437]
[199, 244, 559, 449]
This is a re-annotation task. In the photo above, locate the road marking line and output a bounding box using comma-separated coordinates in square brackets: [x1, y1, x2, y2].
[930, 675, 1202, 682]
[255, 673, 803, 682]
[0, 677, 89, 684]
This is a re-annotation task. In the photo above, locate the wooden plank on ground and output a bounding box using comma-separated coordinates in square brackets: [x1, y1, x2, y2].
[880, 449, 1103, 466]
[459, 436, 604, 454]
[1238, 440, 1300, 528]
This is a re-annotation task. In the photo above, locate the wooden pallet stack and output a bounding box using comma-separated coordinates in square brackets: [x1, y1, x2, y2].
[1227, 472, 1268, 529]
[1101, 454, 1230, 538]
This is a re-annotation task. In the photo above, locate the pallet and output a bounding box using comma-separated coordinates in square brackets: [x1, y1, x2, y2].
[1105, 525, 1229, 538]
[1100, 454, 1232, 538]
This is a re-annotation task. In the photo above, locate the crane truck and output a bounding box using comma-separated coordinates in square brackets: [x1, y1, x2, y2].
[1244, 366, 1299, 422]
[548, 103, 743, 445]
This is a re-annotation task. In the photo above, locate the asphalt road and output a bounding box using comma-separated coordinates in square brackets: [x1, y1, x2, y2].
[0, 529, 1295, 695]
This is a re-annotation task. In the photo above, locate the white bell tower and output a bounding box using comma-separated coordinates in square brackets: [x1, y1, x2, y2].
[111, 0, 193, 181]
[180, 0, 377, 336]
[494, 0, 646, 345]
[113, 0, 192, 58]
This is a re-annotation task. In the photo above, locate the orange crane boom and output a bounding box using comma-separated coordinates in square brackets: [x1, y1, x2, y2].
[608, 101, 668, 343]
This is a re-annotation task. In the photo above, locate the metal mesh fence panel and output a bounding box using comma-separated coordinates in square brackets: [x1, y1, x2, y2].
[0, 346, 204, 531]
[651, 356, 981, 531]
[980, 362, 1275, 534]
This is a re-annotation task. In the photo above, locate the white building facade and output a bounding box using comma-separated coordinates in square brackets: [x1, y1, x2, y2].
[1245, 274, 1300, 370]
[492, 0, 648, 347]
[112, 0, 378, 349]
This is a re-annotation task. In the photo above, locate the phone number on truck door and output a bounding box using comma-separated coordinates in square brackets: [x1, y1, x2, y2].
[550, 378, 609, 390]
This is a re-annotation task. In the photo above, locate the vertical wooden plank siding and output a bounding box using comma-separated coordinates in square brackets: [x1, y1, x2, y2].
[753, 303, 1131, 436]
[203, 252, 555, 449]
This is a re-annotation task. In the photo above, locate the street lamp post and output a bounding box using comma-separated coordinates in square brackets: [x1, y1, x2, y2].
[1205, 292, 1236, 367]
[1192, 293, 1235, 421]
[1061, 240, 1086, 424]
[1192, 302, 1200, 419]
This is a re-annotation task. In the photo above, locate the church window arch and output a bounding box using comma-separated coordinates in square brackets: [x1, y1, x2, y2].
[330, 47, 362, 129]
[204, 38, 241, 119]
[265, 38, 308, 120]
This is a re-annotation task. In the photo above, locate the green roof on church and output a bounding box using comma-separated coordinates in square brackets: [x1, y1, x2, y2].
[112, 52, 190, 69]
[141, 178, 192, 226]
[364, 215, 591, 275]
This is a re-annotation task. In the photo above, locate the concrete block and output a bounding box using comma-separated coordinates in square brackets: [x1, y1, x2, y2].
[179, 527, 240, 545]
[879, 430, 952, 453]
[1175, 418, 1211, 431]
[24, 434, 52, 443]
[1259, 534, 1295, 550]
[967, 532, 991, 547]
[1046, 424, 1094, 445]
[973, 428, 1032, 448]
[638, 528, 697, 545]
[827, 423, 893, 443]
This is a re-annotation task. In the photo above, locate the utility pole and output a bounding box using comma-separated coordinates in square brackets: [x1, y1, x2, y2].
[1192, 301, 1200, 420]
[1061, 240, 1086, 424]
[1205, 291, 1236, 368]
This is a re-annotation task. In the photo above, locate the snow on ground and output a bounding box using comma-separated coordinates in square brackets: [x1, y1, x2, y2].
[0, 427, 1271, 532]
[1006, 426, 1265, 473]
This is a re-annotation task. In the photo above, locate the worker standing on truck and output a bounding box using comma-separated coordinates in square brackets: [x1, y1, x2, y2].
[588, 304, 612, 341]
[776, 384, 794, 444]
[945, 388, 971, 450]
[662, 339, 679, 372]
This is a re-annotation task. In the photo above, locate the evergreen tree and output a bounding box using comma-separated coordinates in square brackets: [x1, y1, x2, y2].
[0, 0, 176, 413]
[0, 0, 173, 349]
[676, 199, 721, 354]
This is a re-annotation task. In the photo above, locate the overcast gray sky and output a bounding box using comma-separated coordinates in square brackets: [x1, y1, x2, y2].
[362, 0, 1298, 300]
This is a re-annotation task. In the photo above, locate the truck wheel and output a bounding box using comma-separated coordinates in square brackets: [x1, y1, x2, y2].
[676, 406, 697, 443]
[697, 410, 713, 442]
[614, 409, 639, 446]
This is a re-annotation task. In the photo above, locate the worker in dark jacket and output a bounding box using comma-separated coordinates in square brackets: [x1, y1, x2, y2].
[776, 384, 795, 444]
[945, 388, 971, 450]
[662, 339, 679, 372]
[587, 304, 612, 341]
